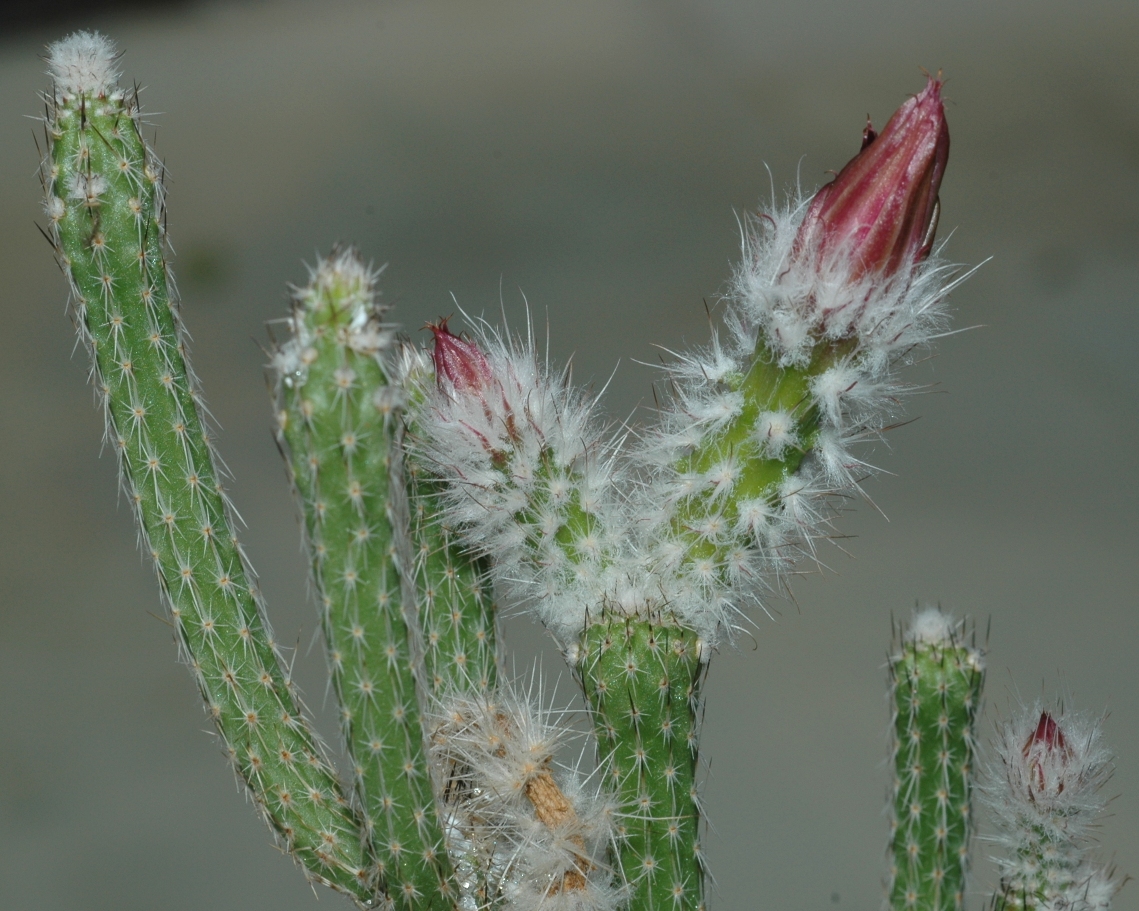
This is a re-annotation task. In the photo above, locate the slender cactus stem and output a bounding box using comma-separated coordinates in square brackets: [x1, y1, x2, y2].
[887, 610, 984, 911]
[578, 616, 706, 911]
[408, 464, 498, 698]
[43, 35, 370, 900]
[272, 250, 456, 910]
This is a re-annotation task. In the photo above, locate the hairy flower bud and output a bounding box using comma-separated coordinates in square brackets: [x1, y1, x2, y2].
[430, 319, 494, 393]
[1023, 710, 1074, 798]
[991, 705, 1109, 819]
[795, 76, 949, 279]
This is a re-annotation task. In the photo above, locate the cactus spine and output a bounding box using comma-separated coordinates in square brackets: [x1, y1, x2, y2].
[887, 609, 984, 911]
[271, 250, 456, 909]
[579, 617, 705, 911]
[42, 33, 370, 899]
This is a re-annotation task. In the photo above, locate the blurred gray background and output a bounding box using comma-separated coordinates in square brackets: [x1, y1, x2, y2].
[2, 1, 1137, 908]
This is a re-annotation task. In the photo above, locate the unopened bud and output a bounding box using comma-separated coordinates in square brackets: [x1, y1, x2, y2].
[795, 76, 949, 280]
[429, 320, 493, 393]
[1023, 711, 1073, 796]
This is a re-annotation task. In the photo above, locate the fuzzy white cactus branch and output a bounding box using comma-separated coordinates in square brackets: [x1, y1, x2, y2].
[406, 320, 627, 647]
[631, 79, 958, 645]
[985, 706, 1120, 910]
[430, 683, 619, 911]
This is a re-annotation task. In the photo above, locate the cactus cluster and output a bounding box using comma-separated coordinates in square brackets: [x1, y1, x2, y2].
[39, 30, 1122, 911]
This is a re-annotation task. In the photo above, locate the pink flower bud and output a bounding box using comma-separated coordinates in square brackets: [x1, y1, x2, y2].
[795, 76, 949, 280]
[429, 319, 494, 393]
[1023, 711, 1073, 796]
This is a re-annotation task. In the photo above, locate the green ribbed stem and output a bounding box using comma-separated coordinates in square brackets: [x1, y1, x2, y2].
[579, 617, 705, 911]
[888, 631, 984, 911]
[674, 337, 852, 564]
[408, 466, 498, 696]
[275, 257, 455, 911]
[47, 88, 369, 897]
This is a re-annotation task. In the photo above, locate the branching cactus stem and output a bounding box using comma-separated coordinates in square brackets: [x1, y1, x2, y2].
[635, 77, 956, 645]
[578, 616, 706, 911]
[886, 608, 984, 911]
[270, 248, 456, 909]
[42, 32, 371, 899]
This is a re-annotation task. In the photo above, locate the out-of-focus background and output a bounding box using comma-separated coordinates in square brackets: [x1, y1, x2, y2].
[2, 1, 1137, 908]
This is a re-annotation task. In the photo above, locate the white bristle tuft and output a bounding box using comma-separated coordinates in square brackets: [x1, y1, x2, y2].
[46, 32, 121, 99]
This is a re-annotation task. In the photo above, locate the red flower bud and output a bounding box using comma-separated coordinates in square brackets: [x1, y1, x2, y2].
[429, 319, 493, 393]
[1022, 711, 1073, 795]
[795, 76, 949, 280]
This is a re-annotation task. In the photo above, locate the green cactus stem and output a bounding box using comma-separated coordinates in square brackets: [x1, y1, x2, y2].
[271, 249, 456, 910]
[43, 34, 370, 899]
[887, 609, 984, 911]
[398, 351, 500, 699]
[408, 466, 499, 697]
[578, 615, 706, 911]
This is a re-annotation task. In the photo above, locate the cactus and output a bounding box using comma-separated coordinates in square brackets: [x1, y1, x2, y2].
[984, 707, 1118, 911]
[578, 617, 705, 911]
[37, 30, 1125, 911]
[399, 339, 500, 698]
[887, 608, 985, 911]
[409, 471, 498, 697]
[429, 681, 618, 911]
[41, 32, 370, 899]
[270, 249, 455, 907]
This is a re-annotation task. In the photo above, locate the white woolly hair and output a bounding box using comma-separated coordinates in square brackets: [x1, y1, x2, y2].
[905, 605, 959, 646]
[1065, 866, 1123, 911]
[408, 317, 629, 645]
[983, 703, 1120, 911]
[730, 197, 959, 370]
[983, 702, 1112, 844]
[430, 684, 621, 911]
[46, 32, 121, 99]
[410, 190, 971, 648]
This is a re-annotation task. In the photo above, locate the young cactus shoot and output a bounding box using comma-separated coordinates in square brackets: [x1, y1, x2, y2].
[38, 29, 1124, 911]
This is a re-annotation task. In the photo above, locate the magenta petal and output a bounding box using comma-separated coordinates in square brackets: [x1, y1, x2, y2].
[795, 77, 949, 280]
